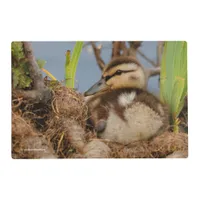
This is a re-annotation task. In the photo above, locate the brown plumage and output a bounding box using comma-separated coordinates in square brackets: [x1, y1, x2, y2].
[105, 56, 142, 71]
[84, 56, 169, 144]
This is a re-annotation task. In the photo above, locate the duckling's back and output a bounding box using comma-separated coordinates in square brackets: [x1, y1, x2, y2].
[86, 88, 169, 145]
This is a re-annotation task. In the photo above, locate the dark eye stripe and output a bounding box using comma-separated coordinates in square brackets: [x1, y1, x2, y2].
[115, 70, 122, 75]
[104, 69, 135, 82]
[105, 75, 111, 81]
[119, 69, 136, 74]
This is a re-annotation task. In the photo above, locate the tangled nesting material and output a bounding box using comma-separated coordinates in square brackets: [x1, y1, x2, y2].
[12, 85, 188, 159]
[45, 86, 93, 158]
[50, 86, 88, 127]
[104, 132, 188, 158]
[62, 128, 188, 158]
[12, 112, 56, 159]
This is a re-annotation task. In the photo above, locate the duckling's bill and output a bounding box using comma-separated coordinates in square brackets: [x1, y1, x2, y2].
[84, 78, 109, 96]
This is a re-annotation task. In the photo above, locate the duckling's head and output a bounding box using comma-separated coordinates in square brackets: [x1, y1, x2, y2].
[84, 56, 146, 96]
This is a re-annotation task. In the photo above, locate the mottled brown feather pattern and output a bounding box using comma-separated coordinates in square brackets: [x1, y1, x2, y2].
[134, 89, 169, 117]
[105, 56, 142, 71]
[134, 89, 169, 136]
[86, 88, 169, 135]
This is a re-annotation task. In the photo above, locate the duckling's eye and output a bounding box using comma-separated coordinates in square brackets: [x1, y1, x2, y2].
[115, 70, 122, 75]
[105, 76, 111, 81]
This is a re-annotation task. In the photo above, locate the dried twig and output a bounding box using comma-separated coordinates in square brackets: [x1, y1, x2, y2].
[129, 41, 142, 49]
[120, 42, 128, 56]
[143, 67, 160, 88]
[112, 42, 121, 58]
[128, 41, 158, 67]
[157, 41, 164, 67]
[128, 41, 143, 58]
[137, 49, 157, 67]
[91, 42, 105, 70]
[83, 42, 91, 48]
[145, 67, 161, 77]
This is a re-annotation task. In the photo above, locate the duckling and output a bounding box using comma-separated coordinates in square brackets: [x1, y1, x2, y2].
[84, 56, 169, 145]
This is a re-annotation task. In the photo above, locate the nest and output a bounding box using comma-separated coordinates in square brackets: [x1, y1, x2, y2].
[12, 85, 188, 159]
[12, 112, 56, 159]
[44, 86, 94, 158]
[103, 132, 188, 158]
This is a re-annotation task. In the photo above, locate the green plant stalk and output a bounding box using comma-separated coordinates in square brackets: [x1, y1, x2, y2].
[65, 50, 71, 86]
[65, 42, 83, 88]
[160, 41, 187, 132]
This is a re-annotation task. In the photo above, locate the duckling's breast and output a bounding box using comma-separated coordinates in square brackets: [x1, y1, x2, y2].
[100, 102, 164, 144]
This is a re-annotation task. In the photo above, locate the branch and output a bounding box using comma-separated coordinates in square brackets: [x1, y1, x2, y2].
[91, 42, 105, 70]
[137, 49, 157, 67]
[18, 42, 52, 103]
[129, 41, 142, 49]
[145, 67, 161, 79]
[128, 41, 158, 67]
[83, 42, 91, 48]
[112, 42, 121, 58]
[120, 42, 128, 56]
[157, 41, 164, 66]
[15, 89, 52, 103]
[22, 42, 45, 90]
[128, 48, 137, 58]
[128, 41, 143, 59]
